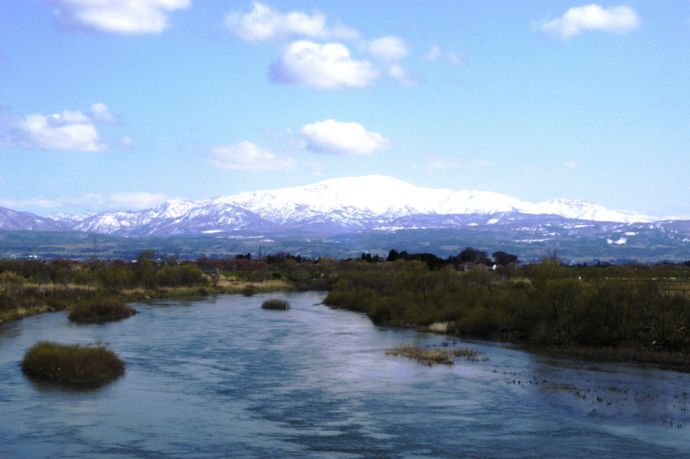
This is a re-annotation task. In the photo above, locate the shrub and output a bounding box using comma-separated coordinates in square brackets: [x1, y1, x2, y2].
[68, 298, 136, 324]
[261, 298, 290, 310]
[369, 297, 398, 324]
[21, 341, 125, 386]
[453, 305, 501, 337]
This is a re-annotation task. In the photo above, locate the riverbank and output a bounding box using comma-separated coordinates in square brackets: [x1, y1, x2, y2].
[321, 305, 690, 372]
[520, 344, 690, 373]
[322, 258, 690, 372]
[0, 278, 292, 324]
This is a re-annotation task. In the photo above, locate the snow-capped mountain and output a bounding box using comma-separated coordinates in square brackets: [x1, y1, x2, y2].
[73, 200, 269, 236]
[61, 175, 652, 236]
[6, 176, 690, 262]
[0, 207, 67, 231]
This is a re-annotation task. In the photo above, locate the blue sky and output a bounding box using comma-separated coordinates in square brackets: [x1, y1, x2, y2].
[1, 1, 689, 217]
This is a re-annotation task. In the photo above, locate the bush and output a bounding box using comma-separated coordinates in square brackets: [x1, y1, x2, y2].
[369, 297, 398, 324]
[261, 298, 290, 310]
[453, 305, 502, 337]
[21, 341, 125, 386]
[68, 297, 136, 324]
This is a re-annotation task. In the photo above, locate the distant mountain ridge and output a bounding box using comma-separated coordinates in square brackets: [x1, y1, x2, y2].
[0, 207, 67, 231]
[0, 175, 661, 237]
[4, 176, 690, 262]
[64, 175, 657, 236]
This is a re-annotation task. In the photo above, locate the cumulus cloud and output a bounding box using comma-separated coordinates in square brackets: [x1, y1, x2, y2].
[540, 4, 640, 39]
[225, 2, 358, 42]
[9, 103, 118, 152]
[17, 111, 104, 152]
[49, 0, 190, 35]
[424, 45, 462, 65]
[89, 102, 116, 123]
[209, 141, 295, 171]
[301, 119, 391, 155]
[367, 35, 407, 61]
[226, 5, 414, 89]
[270, 40, 378, 89]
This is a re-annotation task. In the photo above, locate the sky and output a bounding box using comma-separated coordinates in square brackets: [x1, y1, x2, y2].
[1, 1, 689, 217]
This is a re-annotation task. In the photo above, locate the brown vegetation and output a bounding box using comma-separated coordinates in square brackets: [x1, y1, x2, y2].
[21, 341, 125, 386]
[386, 345, 484, 365]
[68, 297, 136, 324]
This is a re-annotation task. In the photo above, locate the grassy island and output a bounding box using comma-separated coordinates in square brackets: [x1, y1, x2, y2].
[21, 341, 125, 386]
[386, 346, 485, 365]
[68, 297, 136, 324]
[261, 298, 290, 310]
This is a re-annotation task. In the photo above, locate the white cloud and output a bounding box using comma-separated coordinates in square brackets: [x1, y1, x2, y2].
[89, 102, 116, 123]
[541, 4, 640, 39]
[5, 103, 121, 152]
[225, 2, 358, 42]
[388, 64, 415, 86]
[209, 141, 295, 170]
[55, 110, 89, 123]
[301, 119, 391, 155]
[424, 45, 462, 65]
[17, 111, 104, 152]
[109, 192, 169, 209]
[270, 40, 378, 89]
[367, 35, 407, 61]
[50, 0, 190, 35]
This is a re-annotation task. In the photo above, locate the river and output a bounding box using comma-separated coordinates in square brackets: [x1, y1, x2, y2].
[1, 292, 689, 458]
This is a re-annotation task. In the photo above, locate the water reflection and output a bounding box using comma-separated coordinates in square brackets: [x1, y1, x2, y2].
[1, 292, 689, 458]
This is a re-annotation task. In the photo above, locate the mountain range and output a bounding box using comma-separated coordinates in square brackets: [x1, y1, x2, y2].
[1, 176, 689, 261]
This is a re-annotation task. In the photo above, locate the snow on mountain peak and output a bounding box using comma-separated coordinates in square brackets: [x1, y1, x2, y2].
[229, 175, 652, 223]
[152, 199, 196, 219]
[60, 175, 655, 236]
[219, 175, 528, 220]
[526, 197, 652, 223]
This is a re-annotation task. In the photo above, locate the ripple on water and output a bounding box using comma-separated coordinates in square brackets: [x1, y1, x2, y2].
[1, 291, 690, 458]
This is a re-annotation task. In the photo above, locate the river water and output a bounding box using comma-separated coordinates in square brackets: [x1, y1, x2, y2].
[1, 292, 690, 458]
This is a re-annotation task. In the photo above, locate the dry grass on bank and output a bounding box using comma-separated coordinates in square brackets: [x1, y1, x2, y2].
[386, 345, 485, 366]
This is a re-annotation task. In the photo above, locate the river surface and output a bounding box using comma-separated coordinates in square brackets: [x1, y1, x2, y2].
[1, 292, 690, 458]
